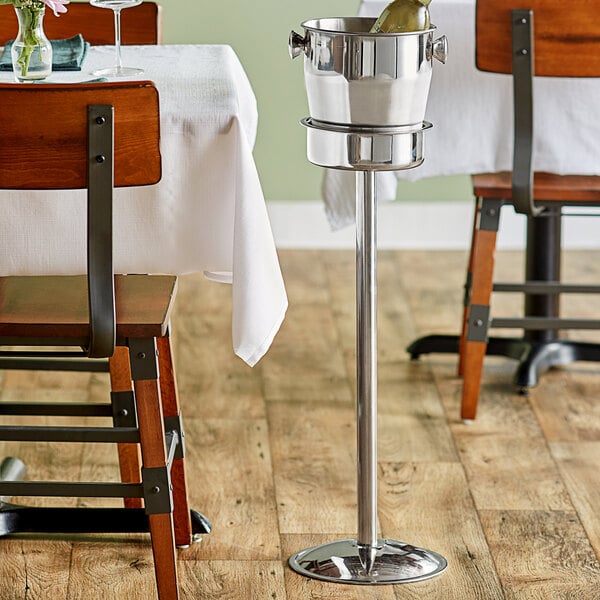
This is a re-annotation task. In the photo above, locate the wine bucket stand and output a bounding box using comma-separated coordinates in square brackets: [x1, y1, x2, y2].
[288, 119, 448, 584]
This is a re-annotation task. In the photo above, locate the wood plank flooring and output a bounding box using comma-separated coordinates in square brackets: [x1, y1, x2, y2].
[1, 249, 600, 599]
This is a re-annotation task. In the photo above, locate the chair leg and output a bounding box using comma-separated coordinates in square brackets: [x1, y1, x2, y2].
[458, 198, 481, 377]
[157, 334, 193, 548]
[130, 339, 179, 600]
[109, 346, 143, 509]
[461, 198, 500, 420]
[147, 512, 179, 600]
[461, 341, 489, 420]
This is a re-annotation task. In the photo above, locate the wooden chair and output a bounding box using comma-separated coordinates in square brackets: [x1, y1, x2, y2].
[0, 1, 162, 45]
[459, 0, 600, 419]
[0, 82, 200, 600]
[0, 0, 163, 501]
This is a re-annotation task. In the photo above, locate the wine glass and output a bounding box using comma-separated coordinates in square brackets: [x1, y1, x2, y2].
[90, 0, 144, 77]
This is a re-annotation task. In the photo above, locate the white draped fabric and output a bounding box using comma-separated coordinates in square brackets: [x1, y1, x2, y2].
[0, 45, 288, 367]
[323, 0, 600, 228]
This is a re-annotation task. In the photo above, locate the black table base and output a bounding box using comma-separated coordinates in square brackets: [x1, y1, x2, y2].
[0, 502, 211, 539]
[407, 333, 600, 392]
[407, 210, 600, 393]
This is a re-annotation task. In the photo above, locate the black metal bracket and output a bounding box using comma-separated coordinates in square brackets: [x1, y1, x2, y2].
[111, 391, 138, 429]
[87, 105, 116, 359]
[467, 304, 491, 343]
[142, 466, 174, 516]
[140, 431, 179, 515]
[128, 338, 159, 381]
[479, 198, 503, 232]
[511, 9, 542, 217]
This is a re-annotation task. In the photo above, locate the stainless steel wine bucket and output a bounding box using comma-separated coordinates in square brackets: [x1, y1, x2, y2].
[290, 17, 447, 128]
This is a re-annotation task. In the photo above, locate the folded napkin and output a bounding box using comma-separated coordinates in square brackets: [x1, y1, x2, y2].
[0, 34, 89, 71]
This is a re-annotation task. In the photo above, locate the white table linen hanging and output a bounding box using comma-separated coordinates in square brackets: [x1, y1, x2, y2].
[323, 0, 600, 229]
[0, 44, 287, 367]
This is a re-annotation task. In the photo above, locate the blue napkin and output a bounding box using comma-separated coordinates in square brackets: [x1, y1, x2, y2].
[0, 34, 89, 71]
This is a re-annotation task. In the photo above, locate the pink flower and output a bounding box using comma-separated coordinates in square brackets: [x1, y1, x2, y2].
[39, 0, 69, 16]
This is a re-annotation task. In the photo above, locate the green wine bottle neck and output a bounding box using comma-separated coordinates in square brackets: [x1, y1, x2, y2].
[370, 0, 433, 34]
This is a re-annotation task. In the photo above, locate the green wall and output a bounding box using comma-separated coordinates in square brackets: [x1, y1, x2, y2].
[161, 0, 470, 203]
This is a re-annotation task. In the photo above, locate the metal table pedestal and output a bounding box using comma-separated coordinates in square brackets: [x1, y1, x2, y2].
[408, 211, 600, 391]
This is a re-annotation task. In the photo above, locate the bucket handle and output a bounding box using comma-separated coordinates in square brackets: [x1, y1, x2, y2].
[289, 30, 308, 59]
[433, 35, 448, 64]
[290, 28, 447, 64]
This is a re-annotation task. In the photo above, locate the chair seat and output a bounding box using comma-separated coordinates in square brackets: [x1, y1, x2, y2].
[0, 274, 177, 340]
[472, 171, 600, 202]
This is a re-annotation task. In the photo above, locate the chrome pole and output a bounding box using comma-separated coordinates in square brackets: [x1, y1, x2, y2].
[289, 169, 447, 584]
[355, 170, 379, 570]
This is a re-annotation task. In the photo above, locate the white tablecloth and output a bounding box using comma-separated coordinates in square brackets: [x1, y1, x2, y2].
[0, 45, 288, 367]
[323, 0, 600, 228]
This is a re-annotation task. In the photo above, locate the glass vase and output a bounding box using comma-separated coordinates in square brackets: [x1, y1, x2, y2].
[11, 4, 52, 82]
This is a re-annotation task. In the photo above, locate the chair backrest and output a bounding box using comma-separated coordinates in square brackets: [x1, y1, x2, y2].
[475, 0, 600, 214]
[0, 82, 161, 357]
[0, 1, 162, 46]
[476, 0, 600, 77]
[0, 82, 161, 189]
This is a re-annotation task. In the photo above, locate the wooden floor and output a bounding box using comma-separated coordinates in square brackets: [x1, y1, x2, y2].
[1, 249, 599, 599]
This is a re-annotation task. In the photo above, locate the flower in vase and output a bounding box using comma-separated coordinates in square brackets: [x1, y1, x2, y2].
[39, 0, 69, 15]
[0, 0, 69, 14]
[0, 0, 69, 78]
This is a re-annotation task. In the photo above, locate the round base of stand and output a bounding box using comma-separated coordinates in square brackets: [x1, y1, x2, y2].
[289, 538, 447, 585]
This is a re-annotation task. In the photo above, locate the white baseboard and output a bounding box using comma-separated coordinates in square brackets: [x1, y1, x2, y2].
[267, 200, 600, 250]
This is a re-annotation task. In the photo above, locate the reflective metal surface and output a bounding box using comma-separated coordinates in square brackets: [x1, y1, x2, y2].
[433, 35, 448, 64]
[289, 15, 448, 587]
[0, 457, 26, 503]
[289, 538, 448, 584]
[302, 118, 432, 171]
[355, 171, 378, 563]
[286, 163, 448, 585]
[290, 17, 447, 127]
